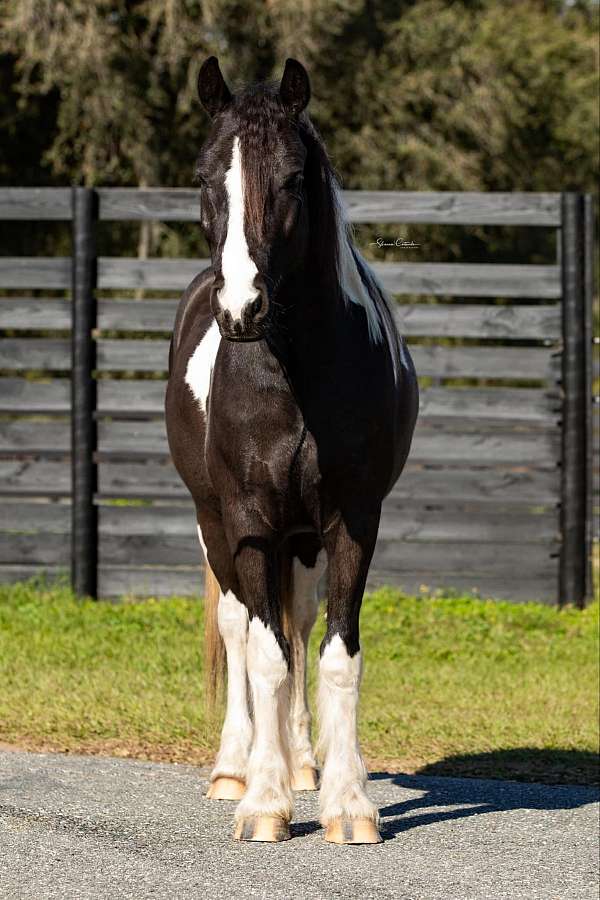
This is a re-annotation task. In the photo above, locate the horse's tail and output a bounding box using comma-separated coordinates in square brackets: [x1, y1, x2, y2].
[204, 563, 225, 711]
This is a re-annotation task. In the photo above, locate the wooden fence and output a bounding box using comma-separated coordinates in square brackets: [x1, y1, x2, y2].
[0, 188, 596, 605]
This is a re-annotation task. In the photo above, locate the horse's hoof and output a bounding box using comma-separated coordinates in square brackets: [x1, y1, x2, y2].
[324, 816, 382, 845]
[206, 776, 246, 801]
[291, 766, 319, 791]
[234, 815, 291, 842]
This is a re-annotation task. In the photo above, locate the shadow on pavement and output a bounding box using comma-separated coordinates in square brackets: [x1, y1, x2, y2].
[370, 749, 599, 839]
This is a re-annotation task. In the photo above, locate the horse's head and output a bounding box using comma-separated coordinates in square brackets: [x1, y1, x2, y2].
[195, 57, 312, 342]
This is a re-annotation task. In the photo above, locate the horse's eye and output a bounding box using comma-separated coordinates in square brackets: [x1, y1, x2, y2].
[280, 173, 304, 193]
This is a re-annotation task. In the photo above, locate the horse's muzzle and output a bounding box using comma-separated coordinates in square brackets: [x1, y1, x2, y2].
[212, 283, 270, 342]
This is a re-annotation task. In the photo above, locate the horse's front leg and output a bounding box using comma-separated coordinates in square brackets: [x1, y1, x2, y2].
[288, 550, 327, 791]
[318, 510, 382, 844]
[233, 540, 293, 842]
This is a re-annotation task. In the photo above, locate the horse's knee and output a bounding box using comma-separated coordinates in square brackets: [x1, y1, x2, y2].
[217, 590, 248, 642]
[247, 618, 288, 690]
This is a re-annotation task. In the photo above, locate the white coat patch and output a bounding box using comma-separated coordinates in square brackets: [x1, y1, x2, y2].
[185, 320, 221, 416]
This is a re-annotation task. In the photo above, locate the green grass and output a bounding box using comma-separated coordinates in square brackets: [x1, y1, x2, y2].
[0, 578, 598, 784]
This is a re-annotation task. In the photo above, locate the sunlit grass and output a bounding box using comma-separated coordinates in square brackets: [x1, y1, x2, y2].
[0, 578, 597, 783]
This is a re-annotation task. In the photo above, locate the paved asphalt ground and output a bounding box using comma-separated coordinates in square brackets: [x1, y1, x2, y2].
[0, 751, 598, 900]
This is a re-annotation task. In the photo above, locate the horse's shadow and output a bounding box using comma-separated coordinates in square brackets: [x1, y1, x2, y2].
[370, 749, 599, 839]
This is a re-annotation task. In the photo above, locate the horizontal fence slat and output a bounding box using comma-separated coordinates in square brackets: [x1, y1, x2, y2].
[0, 501, 71, 532]
[366, 570, 557, 605]
[91, 459, 560, 504]
[98, 565, 203, 597]
[0, 298, 72, 330]
[0, 378, 70, 414]
[97, 379, 166, 415]
[379, 506, 559, 544]
[97, 188, 200, 221]
[96, 339, 170, 372]
[93, 564, 558, 602]
[0, 459, 70, 496]
[96, 257, 561, 298]
[98, 298, 177, 332]
[0, 338, 70, 371]
[0, 189, 72, 221]
[0, 420, 69, 455]
[395, 303, 561, 340]
[372, 540, 556, 577]
[98, 258, 209, 290]
[374, 263, 561, 298]
[93, 382, 558, 424]
[81, 419, 564, 467]
[0, 258, 71, 289]
[92, 338, 557, 379]
[411, 426, 559, 466]
[95, 298, 563, 340]
[0, 533, 68, 565]
[0, 565, 67, 586]
[390, 465, 560, 505]
[418, 387, 559, 425]
[342, 191, 562, 226]
[92, 189, 563, 227]
[411, 344, 556, 380]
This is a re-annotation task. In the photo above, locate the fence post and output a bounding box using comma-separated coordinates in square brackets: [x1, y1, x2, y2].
[71, 187, 98, 598]
[559, 192, 589, 607]
[583, 194, 596, 603]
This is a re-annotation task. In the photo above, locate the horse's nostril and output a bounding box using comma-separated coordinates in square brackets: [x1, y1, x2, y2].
[251, 296, 263, 317]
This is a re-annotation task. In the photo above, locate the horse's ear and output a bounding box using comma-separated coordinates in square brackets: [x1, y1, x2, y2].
[197, 56, 232, 118]
[279, 58, 310, 118]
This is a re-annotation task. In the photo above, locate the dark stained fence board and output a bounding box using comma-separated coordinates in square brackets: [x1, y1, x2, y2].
[0, 459, 71, 496]
[0, 188, 72, 220]
[379, 506, 559, 544]
[96, 257, 560, 298]
[0, 258, 71, 289]
[0, 533, 69, 565]
[98, 565, 203, 597]
[0, 298, 72, 331]
[90, 419, 561, 467]
[93, 338, 557, 379]
[0, 419, 69, 455]
[97, 189, 200, 221]
[94, 459, 560, 504]
[0, 501, 71, 532]
[98, 503, 193, 536]
[342, 191, 562, 226]
[0, 564, 67, 586]
[93, 382, 559, 425]
[366, 570, 558, 604]
[97, 379, 166, 416]
[375, 263, 560, 298]
[96, 339, 170, 372]
[418, 387, 559, 425]
[98, 298, 178, 332]
[92, 188, 562, 227]
[411, 344, 556, 381]
[395, 304, 561, 340]
[372, 540, 556, 577]
[94, 298, 562, 340]
[0, 339, 70, 370]
[0, 378, 71, 414]
[98, 258, 209, 290]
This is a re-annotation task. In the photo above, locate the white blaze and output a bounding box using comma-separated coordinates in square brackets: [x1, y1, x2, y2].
[218, 136, 259, 320]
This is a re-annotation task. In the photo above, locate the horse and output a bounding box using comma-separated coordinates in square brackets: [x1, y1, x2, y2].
[165, 56, 418, 844]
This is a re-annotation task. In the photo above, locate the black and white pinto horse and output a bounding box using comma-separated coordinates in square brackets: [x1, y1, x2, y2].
[166, 57, 418, 844]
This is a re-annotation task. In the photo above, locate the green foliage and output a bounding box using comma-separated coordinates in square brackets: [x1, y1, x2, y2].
[0, 579, 597, 783]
